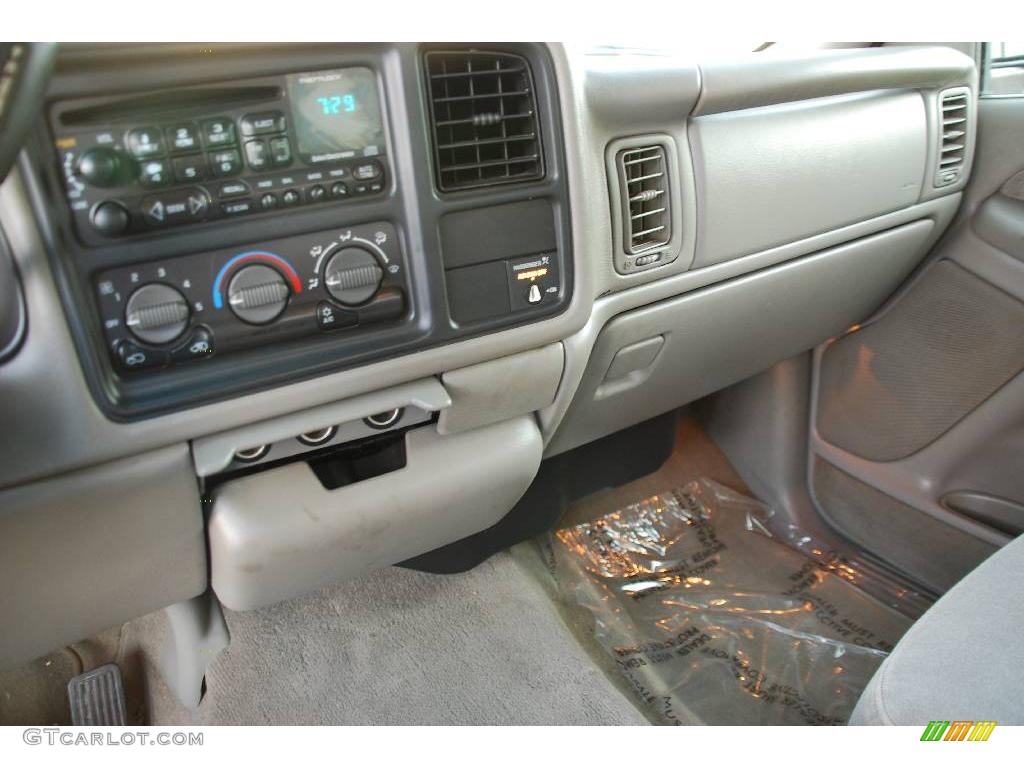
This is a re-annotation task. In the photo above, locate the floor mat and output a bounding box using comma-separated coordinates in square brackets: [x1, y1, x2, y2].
[550, 478, 923, 725]
[113, 550, 649, 726]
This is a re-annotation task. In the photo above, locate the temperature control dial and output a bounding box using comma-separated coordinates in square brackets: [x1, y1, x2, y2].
[125, 283, 190, 345]
[227, 264, 290, 324]
[323, 246, 383, 306]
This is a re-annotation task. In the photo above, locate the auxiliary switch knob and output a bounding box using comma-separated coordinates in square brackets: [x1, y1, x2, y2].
[227, 264, 290, 325]
[124, 283, 190, 346]
[323, 246, 383, 307]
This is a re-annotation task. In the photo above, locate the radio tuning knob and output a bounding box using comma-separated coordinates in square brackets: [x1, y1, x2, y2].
[125, 283, 190, 345]
[323, 246, 384, 306]
[227, 264, 290, 324]
[90, 200, 130, 237]
[77, 146, 127, 188]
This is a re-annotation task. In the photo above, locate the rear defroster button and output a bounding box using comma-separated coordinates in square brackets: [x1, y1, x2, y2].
[171, 326, 215, 363]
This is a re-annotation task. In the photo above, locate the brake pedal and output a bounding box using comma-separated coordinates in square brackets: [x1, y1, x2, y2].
[67, 662, 127, 726]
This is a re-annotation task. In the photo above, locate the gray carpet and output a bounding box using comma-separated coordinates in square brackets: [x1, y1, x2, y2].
[124, 551, 648, 725]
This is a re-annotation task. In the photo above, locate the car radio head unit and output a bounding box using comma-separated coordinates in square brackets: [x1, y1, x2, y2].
[48, 67, 389, 246]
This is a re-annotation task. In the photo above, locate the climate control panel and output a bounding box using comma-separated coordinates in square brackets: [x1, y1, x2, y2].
[93, 222, 409, 374]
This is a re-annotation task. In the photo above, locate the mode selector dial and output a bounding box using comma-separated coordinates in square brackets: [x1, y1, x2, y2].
[227, 264, 290, 325]
[324, 246, 384, 307]
[125, 283, 190, 345]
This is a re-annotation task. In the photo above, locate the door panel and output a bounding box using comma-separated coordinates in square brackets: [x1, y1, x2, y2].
[808, 94, 1024, 591]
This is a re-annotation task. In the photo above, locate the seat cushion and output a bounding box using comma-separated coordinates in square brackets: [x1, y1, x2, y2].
[850, 534, 1024, 725]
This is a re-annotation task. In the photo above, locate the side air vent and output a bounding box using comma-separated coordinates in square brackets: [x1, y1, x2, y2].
[424, 51, 544, 191]
[935, 88, 970, 187]
[618, 145, 671, 255]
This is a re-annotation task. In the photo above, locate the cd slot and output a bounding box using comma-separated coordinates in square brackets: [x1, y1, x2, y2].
[58, 85, 282, 126]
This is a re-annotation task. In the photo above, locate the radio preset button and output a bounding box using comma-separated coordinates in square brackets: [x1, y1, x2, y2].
[353, 160, 382, 181]
[126, 127, 164, 159]
[172, 155, 206, 183]
[218, 181, 249, 198]
[269, 136, 292, 167]
[139, 158, 171, 188]
[244, 139, 269, 171]
[209, 149, 242, 177]
[240, 111, 286, 136]
[221, 199, 253, 216]
[167, 123, 200, 153]
[203, 118, 236, 147]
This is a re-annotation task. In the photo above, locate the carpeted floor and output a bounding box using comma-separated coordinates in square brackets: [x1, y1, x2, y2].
[3, 412, 892, 727]
[123, 550, 649, 726]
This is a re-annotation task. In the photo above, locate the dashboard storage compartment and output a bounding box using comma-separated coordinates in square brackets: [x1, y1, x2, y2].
[547, 220, 937, 455]
[208, 416, 543, 610]
[690, 91, 927, 268]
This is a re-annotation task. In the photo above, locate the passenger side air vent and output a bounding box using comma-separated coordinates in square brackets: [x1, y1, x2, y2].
[618, 145, 671, 255]
[424, 51, 544, 191]
[935, 88, 970, 187]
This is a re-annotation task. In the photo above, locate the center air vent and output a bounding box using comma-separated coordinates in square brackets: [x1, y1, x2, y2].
[935, 88, 970, 187]
[424, 51, 544, 192]
[618, 145, 671, 254]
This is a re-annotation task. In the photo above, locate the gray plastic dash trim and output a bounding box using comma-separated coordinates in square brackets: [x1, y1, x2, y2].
[209, 416, 542, 610]
[546, 220, 938, 456]
[694, 45, 975, 116]
[540, 194, 960, 453]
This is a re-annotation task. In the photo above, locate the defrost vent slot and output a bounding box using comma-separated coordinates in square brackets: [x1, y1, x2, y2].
[424, 50, 544, 191]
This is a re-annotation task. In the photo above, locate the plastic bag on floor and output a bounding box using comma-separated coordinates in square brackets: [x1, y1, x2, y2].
[550, 479, 921, 725]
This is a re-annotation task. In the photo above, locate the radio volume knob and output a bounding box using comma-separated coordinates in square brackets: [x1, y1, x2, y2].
[125, 283, 190, 345]
[226, 264, 290, 324]
[323, 246, 384, 306]
[77, 147, 127, 188]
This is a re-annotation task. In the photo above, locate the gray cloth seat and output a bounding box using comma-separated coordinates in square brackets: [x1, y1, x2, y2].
[850, 534, 1024, 725]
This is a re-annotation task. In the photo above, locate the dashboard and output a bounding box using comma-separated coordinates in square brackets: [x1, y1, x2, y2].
[31, 43, 571, 418]
[0, 42, 980, 666]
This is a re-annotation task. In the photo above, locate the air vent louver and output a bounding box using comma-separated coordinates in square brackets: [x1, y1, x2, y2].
[936, 89, 970, 187]
[618, 145, 671, 254]
[425, 51, 544, 191]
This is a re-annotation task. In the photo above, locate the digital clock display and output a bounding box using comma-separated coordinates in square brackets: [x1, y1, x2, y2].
[286, 67, 385, 164]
